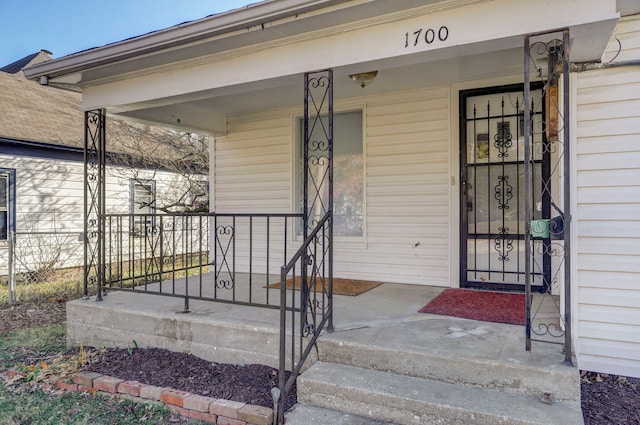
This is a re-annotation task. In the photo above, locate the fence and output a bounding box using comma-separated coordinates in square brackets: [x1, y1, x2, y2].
[2, 230, 84, 304]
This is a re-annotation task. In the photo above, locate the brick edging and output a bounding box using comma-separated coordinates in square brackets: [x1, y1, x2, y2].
[9, 369, 274, 425]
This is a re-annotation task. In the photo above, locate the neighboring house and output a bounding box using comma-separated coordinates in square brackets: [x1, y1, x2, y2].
[23, 0, 640, 381]
[0, 51, 208, 281]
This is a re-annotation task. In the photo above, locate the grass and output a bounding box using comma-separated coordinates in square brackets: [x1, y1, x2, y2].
[0, 263, 214, 424]
[0, 324, 66, 370]
[0, 279, 82, 306]
[0, 277, 210, 425]
[0, 385, 181, 425]
[0, 324, 207, 425]
[0, 265, 83, 306]
[0, 261, 209, 306]
[1, 252, 211, 306]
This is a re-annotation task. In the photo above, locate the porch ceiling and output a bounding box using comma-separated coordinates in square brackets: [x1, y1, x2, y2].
[112, 44, 526, 134]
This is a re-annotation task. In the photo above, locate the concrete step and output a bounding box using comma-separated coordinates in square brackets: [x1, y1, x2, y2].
[66, 292, 285, 368]
[297, 362, 584, 425]
[318, 320, 580, 402]
[285, 404, 397, 425]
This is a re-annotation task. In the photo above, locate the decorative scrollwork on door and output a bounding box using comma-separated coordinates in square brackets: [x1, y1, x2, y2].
[494, 175, 513, 211]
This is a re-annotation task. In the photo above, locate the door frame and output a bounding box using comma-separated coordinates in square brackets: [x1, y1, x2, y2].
[459, 82, 550, 292]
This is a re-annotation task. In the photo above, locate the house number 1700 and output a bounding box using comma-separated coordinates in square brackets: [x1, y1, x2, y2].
[404, 26, 449, 48]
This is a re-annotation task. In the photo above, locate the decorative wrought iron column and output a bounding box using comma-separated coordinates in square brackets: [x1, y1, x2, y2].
[276, 69, 335, 425]
[524, 30, 573, 365]
[303, 69, 334, 331]
[84, 109, 106, 301]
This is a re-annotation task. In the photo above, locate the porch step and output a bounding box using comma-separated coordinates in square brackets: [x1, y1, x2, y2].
[66, 292, 286, 368]
[317, 319, 581, 402]
[285, 404, 396, 425]
[297, 362, 584, 425]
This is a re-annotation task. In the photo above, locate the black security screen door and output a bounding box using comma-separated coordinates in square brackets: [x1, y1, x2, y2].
[460, 84, 549, 292]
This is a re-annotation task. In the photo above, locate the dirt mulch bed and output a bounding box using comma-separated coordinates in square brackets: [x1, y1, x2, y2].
[581, 371, 640, 425]
[82, 348, 640, 424]
[83, 347, 296, 411]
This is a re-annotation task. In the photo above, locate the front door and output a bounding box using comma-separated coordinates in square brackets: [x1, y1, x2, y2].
[460, 84, 550, 291]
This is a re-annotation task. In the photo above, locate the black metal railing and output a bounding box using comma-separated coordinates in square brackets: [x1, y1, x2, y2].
[276, 211, 332, 424]
[94, 209, 332, 423]
[95, 212, 303, 311]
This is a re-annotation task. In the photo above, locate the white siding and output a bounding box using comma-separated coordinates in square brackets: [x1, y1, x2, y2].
[575, 17, 640, 377]
[358, 87, 450, 285]
[602, 15, 640, 63]
[214, 86, 451, 285]
[0, 154, 84, 276]
[214, 112, 295, 276]
[215, 112, 292, 213]
[0, 153, 201, 276]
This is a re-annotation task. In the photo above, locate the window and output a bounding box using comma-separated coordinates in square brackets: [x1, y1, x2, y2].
[130, 180, 156, 234]
[297, 111, 363, 237]
[0, 169, 15, 241]
[189, 179, 209, 213]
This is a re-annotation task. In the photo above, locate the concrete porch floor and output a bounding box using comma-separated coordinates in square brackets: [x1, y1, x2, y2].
[67, 280, 574, 393]
[67, 279, 583, 423]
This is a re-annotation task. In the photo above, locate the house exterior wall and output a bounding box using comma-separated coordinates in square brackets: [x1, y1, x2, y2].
[211, 14, 640, 378]
[214, 86, 452, 286]
[574, 14, 640, 377]
[0, 154, 84, 277]
[0, 152, 202, 278]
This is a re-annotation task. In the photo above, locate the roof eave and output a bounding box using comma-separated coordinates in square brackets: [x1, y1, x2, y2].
[23, 0, 350, 81]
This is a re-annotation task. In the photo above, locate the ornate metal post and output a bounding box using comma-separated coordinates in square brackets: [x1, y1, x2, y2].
[84, 109, 106, 301]
[277, 71, 334, 425]
[524, 36, 532, 351]
[562, 28, 573, 365]
[524, 30, 573, 365]
[302, 70, 334, 331]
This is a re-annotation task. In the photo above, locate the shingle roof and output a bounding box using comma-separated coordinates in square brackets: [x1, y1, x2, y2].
[0, 51, 208, 170]
[0, 51, 84, 148]
[0, 50, 52, 74]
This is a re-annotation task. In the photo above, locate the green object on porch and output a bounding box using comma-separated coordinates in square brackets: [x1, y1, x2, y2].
[530, 219, 550, 238]
[419, 288, 525, 326]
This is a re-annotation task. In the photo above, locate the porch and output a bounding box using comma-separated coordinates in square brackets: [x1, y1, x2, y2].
[63, 32, 587, 423]
[67, 280, 583, 424]
[21, 2, 628, 421]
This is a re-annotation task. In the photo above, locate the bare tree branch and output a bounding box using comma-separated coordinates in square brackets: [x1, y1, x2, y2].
[106, 120, 209, 213]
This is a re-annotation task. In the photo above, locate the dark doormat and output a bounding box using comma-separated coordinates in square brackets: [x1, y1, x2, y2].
[268, 277, 383, 296]
[418, 288, 525, 325]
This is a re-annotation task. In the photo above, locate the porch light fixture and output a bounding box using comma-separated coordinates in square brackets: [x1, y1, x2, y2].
[349, 71, 378, 88]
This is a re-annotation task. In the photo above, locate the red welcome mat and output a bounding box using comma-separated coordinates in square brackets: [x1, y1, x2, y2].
[418, 288, 525, 326]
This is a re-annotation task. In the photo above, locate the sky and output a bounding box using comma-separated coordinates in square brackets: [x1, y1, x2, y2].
[0, 0, 256, 67]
